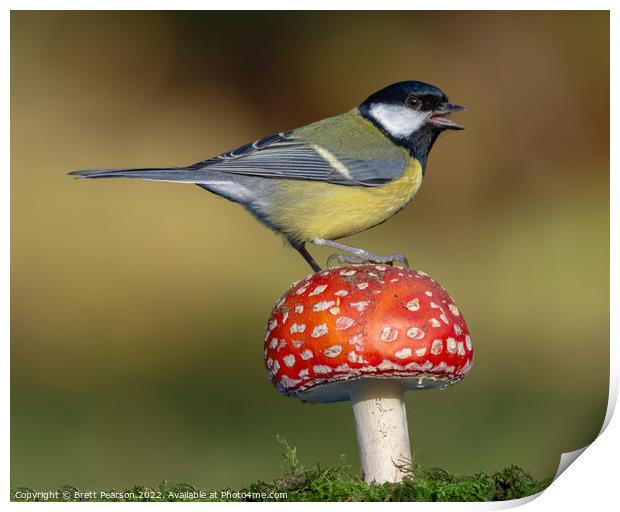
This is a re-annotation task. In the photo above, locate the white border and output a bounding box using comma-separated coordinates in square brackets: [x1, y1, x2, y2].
[4, 2, 615, 510]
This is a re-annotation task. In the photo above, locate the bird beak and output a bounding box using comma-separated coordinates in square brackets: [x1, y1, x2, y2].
[428, 102, 466, 130]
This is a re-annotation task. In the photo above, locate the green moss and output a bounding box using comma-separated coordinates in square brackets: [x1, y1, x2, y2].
[11, 437, 552, 502]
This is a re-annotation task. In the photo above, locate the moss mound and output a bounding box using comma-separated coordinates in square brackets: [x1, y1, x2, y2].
[11, 437, 551, 502]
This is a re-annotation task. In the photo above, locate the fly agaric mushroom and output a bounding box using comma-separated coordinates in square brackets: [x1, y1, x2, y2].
[263, 265, 472, 484]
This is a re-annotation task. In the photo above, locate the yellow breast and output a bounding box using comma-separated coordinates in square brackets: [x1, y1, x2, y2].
[265, 158, 423, 242]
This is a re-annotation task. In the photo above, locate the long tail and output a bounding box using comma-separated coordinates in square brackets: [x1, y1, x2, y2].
[68, 167, 213, 184]
[68, 166, 259, 205]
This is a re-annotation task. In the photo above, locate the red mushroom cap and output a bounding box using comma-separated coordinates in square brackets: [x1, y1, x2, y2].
[264, 265, 473, 402]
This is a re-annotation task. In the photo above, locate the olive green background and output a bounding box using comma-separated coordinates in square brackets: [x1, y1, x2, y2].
[11, 11, 609, 490]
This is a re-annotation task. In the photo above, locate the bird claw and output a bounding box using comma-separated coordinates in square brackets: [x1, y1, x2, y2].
[327, 253, 409, 269]
[327, 253, 363, 268]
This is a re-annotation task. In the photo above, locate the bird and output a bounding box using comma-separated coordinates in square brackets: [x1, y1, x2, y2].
[69, 80, 464, 272]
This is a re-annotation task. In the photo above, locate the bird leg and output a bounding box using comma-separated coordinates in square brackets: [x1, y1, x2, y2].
[312, 238, 409, 268]
[290, 239, 322, 273]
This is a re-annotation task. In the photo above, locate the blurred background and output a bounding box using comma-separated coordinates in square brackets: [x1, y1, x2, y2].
[11, 11, 609, 491]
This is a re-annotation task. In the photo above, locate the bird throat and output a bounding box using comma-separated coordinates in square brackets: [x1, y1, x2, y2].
[405, 127, 441, 173]
[358, 106, 440, 175]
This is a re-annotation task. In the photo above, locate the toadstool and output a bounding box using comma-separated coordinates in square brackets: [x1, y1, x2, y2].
[263, 264, 473, 484]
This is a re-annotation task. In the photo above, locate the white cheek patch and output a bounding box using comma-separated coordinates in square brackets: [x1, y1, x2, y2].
[368, 103, 428, 138]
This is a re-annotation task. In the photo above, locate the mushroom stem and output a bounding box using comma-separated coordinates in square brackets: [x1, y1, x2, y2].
[350, 379, 412, 484]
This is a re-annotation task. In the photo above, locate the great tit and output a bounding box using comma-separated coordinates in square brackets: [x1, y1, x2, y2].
[70, 81, 464, 272]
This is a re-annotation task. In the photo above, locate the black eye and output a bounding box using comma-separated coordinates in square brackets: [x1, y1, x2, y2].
[405, 95, 422, 110]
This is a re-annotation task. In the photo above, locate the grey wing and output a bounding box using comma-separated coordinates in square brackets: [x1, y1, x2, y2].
[188, 131, 407, 187]
[69, 132, 406, 187]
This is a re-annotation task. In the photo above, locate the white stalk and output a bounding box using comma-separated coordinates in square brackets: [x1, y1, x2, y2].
[350, 379, 412, 484]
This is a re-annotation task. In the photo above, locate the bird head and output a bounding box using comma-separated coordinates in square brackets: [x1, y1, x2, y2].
[358, 81, 465, 167]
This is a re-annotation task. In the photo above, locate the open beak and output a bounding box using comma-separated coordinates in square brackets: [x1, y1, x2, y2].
[428, 102, 466, 130]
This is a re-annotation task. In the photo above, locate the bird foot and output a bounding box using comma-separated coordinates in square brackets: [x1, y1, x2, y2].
[327, 252, 409, 269]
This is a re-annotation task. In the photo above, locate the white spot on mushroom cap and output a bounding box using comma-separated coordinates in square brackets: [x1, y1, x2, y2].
[268, 359, 281, 378]
[301, 349, 314, 360]
[311, 324, 328, 338]
[335, 363, 350, 372]
[292, 339, 303, 349]
[425, 291, 433, 297]
[447, 338, 457, 354]
[460, 359, 473, 375]
[296, 285, 309, 295]
[266, 358, 274, 369]
[415, 348, 427, 357]
[350, 301, 370, 312]
[334, 290, 349, 297]
[282, 311, 289, 324]
[348, 333, 364, 346]
[433, 361, 447, 371]
[313, 365, 333, 375]
[313, 300, 335, 312]
[335, 316, 355, 330]
[405, 298, 420, 311]
[277, 339, 286, 350]
[359, 365, 378, 373]
[440, 314, 449, 324]
[466, 334, 472, 351]
[431, 339, 443, 355]
[430, 302, 439, 309]
[402, 361, 434, 372]
[394, 347, 412, 359]
[455, 324, 462, 335]
[381, 326, 399, 342]
[290, 323, 306, 334]
[378, 359, 402, 371]
[448, 304, 460, 316]
[375, 265, 387, 271]
[329, 307, 340, 315]
[279, 375, 301, 389]
[269, 338, 278, 349]
[299, 368, 309, 379]
[457, 342, 466, 356]
[406, 327, 425, 340]
[268, 319, 278, 331]
[429, 318, 441, 328]
[309, 284, 328, 296]
[356, 282, 369, 290]
[340, 269, 356, 276]
[433, 360, 456, 373]
[347, 351, 365, 364]
[323, 345, 343, 358]
[295, 304, 304, 314]
[283, 354, 296, 367]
